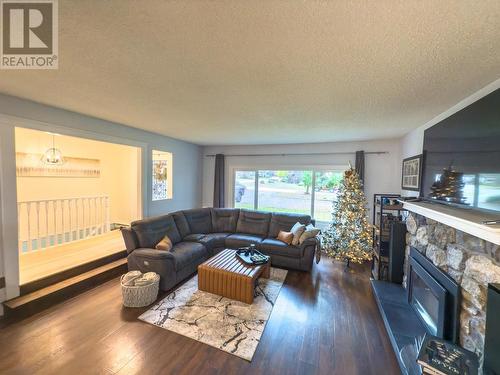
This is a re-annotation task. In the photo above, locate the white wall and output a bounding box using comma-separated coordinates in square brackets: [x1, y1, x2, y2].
[400, 78, 500, 197]
[0, 93, 202, 304]
[202, 139, 402, 221]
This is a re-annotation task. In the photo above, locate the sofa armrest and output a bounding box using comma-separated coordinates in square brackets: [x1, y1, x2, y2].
[299, 237, 318, 249]
[131, 248, 175, 260]
[121, 227, 139, 253]
[127, 248, 176, 291]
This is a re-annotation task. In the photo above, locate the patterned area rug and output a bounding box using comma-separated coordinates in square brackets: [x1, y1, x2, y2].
[138, 267, 287, 361]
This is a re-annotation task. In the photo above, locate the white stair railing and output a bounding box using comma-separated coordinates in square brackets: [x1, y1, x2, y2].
[17, 195, 110, 253]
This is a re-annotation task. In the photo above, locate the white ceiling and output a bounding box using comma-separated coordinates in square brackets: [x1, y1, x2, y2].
[1, 1, 499, 145]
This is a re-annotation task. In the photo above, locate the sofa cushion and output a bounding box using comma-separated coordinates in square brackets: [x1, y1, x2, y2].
[172, 211, 191, 238]
[290, 222, 306, 246]
[299, 224, 321, 244]
[170, 241, 208, 270]
[268, 213, 311, 238]
[259, 238, 302, 258]
[236, 209, 271, 237]
[183, 233, 206, 242]
[155, 235, 173, 251]
[200, 232, 231, 249]
[182, 208, 212, 234]
[225, 233, 264, 249]
[131, 214, 181, 249]
[211, 208, 240, 233]
[277, 230, 293, 245]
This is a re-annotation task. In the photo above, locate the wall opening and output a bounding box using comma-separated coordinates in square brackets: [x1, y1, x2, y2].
[15, 127, 142, 284]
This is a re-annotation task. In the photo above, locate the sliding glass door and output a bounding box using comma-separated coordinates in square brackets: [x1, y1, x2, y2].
[234, 171, 256, 209]
[313, 171, 342, 224]
[233, 168, 344, 227]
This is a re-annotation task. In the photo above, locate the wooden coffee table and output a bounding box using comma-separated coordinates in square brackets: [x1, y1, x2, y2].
[198, 248, 270, 304]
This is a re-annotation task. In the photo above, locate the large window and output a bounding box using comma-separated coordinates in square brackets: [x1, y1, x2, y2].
[233, 168, 344, 227]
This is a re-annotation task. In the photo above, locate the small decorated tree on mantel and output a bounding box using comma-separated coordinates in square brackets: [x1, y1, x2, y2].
[322, 167, 373, 267]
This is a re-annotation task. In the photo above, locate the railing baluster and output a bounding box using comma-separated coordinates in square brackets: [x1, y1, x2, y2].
[17, 202, 23, 252]
[45, 201, 49, 249]
[105, 197, 110, 233]
[83, 198, 86, 238]
[90, 197, 94, 235]
[62, 200, 66, 244]
[36, 202, 40, 250]
[54, 200, 58, 245]
[27, 202, 32, 252]
[53, 200, 57, 246]
[68, 199, 72, 241]
[76, 198, 80, 240]
[17, 195, 110, 253]
[94, 197, 98, 235]
[100, 197, 104, 234]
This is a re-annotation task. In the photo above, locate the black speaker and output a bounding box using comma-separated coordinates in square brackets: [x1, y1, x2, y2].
[484, 283, 500, 375]
[388, 221, 406, 284]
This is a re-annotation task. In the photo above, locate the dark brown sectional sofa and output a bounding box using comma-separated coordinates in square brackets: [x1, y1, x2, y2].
[121, 208, 319, 291]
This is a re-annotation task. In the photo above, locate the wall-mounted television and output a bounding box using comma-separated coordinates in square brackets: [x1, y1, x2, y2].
[422, 88, 500, 213]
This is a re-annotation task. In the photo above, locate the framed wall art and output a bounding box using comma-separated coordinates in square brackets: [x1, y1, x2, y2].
[401, 154, 423, 191]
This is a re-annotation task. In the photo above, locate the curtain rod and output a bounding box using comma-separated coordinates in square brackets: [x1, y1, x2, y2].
[205, 151, 388, 157]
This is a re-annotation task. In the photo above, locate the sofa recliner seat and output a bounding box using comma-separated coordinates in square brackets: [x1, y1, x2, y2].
[198, 232, 231, 249]
[259, 238, 302, 258]
[122, 208, 319, 291]
[225, 233, 265, 249]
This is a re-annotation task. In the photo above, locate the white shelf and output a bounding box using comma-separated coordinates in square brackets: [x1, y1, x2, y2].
[403, 201, 500, 245]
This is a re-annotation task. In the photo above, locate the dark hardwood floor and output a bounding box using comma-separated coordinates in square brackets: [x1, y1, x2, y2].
[0, 260, 400, 375]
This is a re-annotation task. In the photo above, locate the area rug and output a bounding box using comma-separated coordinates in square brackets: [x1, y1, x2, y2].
[138, 267, 287, 361]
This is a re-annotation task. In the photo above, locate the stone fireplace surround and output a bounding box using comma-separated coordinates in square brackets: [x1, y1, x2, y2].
[404, 210, 500, 363]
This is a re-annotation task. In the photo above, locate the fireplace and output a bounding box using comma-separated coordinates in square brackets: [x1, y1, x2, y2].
[407, 247, 461, 343]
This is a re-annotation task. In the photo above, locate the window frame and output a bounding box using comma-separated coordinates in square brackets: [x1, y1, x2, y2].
[151, 149, 173, 201]
[230, 165, 347, 219]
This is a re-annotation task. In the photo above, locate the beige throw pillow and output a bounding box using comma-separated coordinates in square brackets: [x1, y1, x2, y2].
[277, 230, 293, 245]
[290, 222, 306, 246]
[155, 235, 173, 251]
[299, 224, 321, 244]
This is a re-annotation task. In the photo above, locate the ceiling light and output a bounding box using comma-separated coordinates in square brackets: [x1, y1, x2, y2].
[41, 134, 64, 166]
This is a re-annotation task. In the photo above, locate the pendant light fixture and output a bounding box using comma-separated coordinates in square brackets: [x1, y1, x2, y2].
[41, 133, 64, 166]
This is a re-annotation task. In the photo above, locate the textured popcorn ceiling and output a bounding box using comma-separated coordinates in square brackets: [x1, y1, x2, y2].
[0, 1, 499, 145]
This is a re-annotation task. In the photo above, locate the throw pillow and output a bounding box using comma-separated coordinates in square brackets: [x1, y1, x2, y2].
[290, 222, 306, 246]
[277, 230, 293, 245]
[155, 235, 173, 251]
[299, 224, 321, 244]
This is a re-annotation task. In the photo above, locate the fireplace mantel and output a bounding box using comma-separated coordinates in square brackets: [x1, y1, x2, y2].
[402, 201, 500, 245]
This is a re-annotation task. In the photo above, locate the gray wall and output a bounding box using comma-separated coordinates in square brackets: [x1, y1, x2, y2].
[0, 94, 202, 309]
[202, 138, 403, 222]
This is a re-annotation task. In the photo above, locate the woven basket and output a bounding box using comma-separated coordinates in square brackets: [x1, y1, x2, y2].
[121, 273, 160, 308]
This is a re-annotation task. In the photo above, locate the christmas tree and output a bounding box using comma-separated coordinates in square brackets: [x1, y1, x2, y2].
[323, 167, 373, 265]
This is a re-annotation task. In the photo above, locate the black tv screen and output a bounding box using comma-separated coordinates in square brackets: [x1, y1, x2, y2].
[422, 88, 500, 213]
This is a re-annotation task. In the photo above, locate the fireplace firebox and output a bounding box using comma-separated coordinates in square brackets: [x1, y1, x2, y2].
[407, 247, 461, 343]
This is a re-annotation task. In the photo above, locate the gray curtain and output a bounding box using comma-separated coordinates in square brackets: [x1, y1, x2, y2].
[355, 150, 365, 189]
[213, 154, 225, 208]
